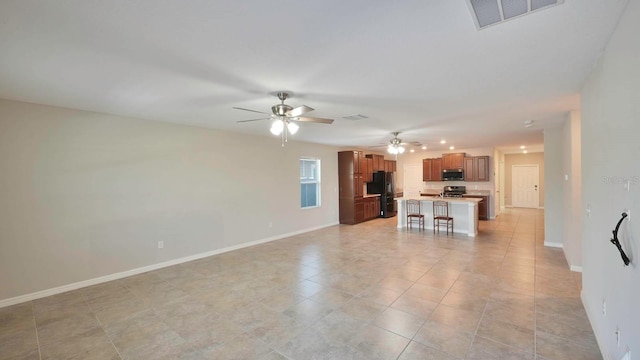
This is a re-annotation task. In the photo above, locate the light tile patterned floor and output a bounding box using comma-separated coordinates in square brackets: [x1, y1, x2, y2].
[0, 208, 602, 359]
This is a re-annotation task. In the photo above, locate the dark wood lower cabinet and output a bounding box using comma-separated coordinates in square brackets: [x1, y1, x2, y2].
[363, 196, 381, 221]
[354, 197, 364, 224]
[463, 195, 489, 220]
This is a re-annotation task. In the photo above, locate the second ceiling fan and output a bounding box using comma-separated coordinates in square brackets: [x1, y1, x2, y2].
[372, 132, 421, 155]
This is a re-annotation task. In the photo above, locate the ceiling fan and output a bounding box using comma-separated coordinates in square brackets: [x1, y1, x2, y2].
[371, 132, 422, 155]
[234, 92, 334, 145]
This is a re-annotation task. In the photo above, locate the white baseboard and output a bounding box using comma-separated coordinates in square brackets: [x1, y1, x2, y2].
[0, 221, 339, 309]
[544, 241, 564, 248]
[570, 265, 583, 272]
[581, 291, 609, 360]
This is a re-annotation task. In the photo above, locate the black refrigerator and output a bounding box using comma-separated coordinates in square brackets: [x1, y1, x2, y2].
[367, 171, 397, 218]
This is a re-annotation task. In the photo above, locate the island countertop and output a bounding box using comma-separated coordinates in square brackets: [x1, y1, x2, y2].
[398, 196, 482, 204]
[396, 197, 480, 237]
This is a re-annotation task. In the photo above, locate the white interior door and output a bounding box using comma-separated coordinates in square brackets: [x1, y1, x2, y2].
[512, 165, 539, 208]
[403, 164, 422, 198]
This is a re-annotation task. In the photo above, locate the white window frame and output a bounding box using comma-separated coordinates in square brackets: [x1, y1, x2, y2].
[300, 157, 321, 209]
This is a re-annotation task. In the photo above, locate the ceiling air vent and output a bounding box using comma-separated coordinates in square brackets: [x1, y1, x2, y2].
[342, 114, 368, 121]
[467, 0, 564, 29]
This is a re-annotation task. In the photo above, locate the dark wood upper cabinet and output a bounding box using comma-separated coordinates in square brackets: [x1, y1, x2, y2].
[384, 160, 397, 173]
[365, 154, 384, 172]
[423, 158, 442, 181]
[422, 159, 432, 181]
[463, 155, 490, 182]
[476, 156, 490, 181]
[431, 158, 442, 181]
[353, 151, 363, 173]
[363, 157, 373, 182]
[442, 153, 466, 169]
[464, 157, 476, 181]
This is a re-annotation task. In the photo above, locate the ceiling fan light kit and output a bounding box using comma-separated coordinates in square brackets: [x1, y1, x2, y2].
[388, 144, 405, 154]
[269, 118, 299, 136]
[269, 118, 284, 135]
[234, 91, 334, 146]
[387, 131, 406, 154]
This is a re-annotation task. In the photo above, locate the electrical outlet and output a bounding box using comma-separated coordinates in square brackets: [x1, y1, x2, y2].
[586, 204, 591, 218]
[158, 241, 164, 249]
[624, 209, 630, 221]
[268, 222, 273, 228]
[602, 298, 606, 316]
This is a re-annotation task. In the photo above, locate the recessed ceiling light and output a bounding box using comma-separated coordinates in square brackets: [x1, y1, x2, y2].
[440, 140, 446, 144]
[449, 146, 455, 150]
[523, 150, 528, 154]
[520, 145, 526, 149]
[410, 149, 415, 153]
[422, 146, 427, 150]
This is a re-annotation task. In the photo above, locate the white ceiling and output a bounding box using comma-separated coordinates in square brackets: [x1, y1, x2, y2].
[0, 0, 629, 152]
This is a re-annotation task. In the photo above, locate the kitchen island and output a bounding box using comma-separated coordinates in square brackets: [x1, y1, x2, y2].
[397, 197, 481, 237]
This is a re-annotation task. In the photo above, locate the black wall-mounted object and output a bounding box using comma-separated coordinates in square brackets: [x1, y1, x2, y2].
[610, 212, 631, 266]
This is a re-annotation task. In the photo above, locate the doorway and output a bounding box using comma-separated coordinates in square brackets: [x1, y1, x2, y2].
[511, 164, 539, 208]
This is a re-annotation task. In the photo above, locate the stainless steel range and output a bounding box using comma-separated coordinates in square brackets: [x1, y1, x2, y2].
[443, 185, 466, 198]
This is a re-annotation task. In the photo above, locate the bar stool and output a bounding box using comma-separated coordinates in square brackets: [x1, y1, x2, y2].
[406, 199, 425, 231]
[433, 201, 453, 235]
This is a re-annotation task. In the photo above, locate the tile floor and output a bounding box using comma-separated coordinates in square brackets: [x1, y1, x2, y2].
[0, 208, 602, 359]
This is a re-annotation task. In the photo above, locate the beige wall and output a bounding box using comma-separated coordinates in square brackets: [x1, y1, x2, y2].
[581, 0, 640, 354]
[562, 110, 582, 268]
[504, 152, 544, 207]
[544, 126, 564, 246]
[0, 99, 340, 302]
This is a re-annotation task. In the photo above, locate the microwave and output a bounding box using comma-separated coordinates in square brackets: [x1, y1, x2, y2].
[442, 169, 464, 181]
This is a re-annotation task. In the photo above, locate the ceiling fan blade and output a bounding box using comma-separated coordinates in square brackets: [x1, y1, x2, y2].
[287, 105, 314, 117]
[236, 117, 271, 123]
[294, 116, 334, 124]
[232, 107, 272, 115]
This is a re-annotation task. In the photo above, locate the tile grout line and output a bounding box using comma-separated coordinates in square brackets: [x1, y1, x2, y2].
[81, 286, 125, 360]
[391, 231, 455, 360]
[463, 212, 519, 359]
[30, 301, 42, 360]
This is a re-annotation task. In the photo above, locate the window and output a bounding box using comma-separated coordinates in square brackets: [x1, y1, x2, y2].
[300, 158, 320, 208]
